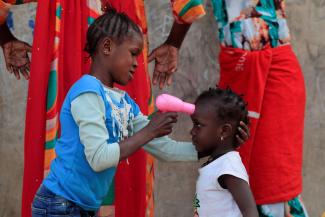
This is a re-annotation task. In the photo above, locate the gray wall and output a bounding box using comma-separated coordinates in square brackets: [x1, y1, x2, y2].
[0, 1, 324, 217]
[0, 4, 33, 217]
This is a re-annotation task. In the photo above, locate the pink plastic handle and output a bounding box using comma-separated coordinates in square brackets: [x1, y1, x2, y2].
[155, 94, 195, 115]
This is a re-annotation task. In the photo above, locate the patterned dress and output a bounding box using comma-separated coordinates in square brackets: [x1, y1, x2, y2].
[211, 0, 290, 50]
[209, 2, 307, 217]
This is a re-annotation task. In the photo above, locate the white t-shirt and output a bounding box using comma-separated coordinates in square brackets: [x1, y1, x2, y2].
[194, 151, 249, 217]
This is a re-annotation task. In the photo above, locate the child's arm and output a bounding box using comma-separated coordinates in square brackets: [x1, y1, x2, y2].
[132, 112, 198, 162]
[71, 93, 178, 172]
[219, 175, 259, 217]
[144, 136, 198, 162]
[119, 112, 179, 161]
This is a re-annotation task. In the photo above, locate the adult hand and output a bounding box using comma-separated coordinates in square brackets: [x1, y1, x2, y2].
[2, 39, 32, 80]
[148, 43, 179, 89]
[236, 121, 250, 144]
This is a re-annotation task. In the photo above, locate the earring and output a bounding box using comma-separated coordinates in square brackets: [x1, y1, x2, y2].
[104, 50, 109, 55]
[221, 136, 224, 141]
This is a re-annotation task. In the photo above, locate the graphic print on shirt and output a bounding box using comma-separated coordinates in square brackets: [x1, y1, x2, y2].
[104, 89, 134, 140]
[193, 193, 200, 217]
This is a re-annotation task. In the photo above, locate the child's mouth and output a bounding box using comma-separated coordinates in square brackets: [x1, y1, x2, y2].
[129, 71, 134, 80]
[192, 137, 198, 146]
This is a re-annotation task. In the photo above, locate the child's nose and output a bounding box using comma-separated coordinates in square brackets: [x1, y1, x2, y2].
[133, 58, 138, 68]
[190, 128, 196, 136]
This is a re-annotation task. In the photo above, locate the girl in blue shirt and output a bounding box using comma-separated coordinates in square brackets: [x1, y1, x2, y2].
[31, 8, 249, 217]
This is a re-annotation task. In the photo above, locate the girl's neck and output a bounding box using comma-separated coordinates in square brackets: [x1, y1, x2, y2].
[89, 61, 113, 88]
[209, 146, 234, 160]
[202, 144, 235, 167]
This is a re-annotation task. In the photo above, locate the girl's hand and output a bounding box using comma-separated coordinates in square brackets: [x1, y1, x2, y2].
[118, 112, 178, 160]
[145, 111, 178, 138]
[148, 44, 179, 89]
[236, 121, 250, 144]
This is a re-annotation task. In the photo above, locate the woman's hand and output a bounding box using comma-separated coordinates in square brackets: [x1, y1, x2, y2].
[2, 39, 32, 80]
[148, 44, 179, 89]
[236, 121, 250, 144]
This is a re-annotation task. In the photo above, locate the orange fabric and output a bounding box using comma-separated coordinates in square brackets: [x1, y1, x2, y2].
[44, 149, 56, 170]
[171, 0, 205, 24]
[0, 0, 10, 25]
[179, 5, 205, 23]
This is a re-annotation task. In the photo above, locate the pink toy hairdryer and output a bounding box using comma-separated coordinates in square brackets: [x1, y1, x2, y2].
[155, 94, 195, 115]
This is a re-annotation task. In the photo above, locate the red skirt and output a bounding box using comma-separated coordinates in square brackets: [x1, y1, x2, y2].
[218, 44, 306, 204]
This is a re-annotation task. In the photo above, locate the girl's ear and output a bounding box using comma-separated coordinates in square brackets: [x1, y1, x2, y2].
[220, 123, 233, 139]
[101, 37, 113, 55]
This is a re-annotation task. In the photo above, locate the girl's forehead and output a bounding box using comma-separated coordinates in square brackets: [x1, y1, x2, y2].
[121, 34, 143, 47]
[196, 102, 215, 113]
[125, 32, 143, 42]
[193, 105, 217, 119]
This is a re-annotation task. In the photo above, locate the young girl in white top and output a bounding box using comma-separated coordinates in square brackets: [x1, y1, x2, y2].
[191, 87, 258, 217]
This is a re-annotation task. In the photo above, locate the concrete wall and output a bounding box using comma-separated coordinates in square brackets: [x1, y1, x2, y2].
[0, 1, 324, 217]
[0, 4, 33, 217]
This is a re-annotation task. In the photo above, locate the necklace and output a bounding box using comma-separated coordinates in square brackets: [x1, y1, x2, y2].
[201, 152, 227, 167]
[104, 89, 131, 140]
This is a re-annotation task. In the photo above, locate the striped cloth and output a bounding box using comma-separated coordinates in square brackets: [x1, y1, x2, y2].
[171, 0, 205, 23]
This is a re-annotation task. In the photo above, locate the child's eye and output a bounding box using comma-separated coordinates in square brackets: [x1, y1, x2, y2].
[130, 50, 140, 56]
